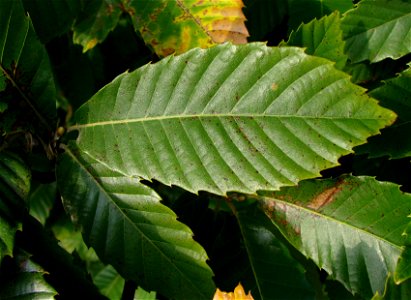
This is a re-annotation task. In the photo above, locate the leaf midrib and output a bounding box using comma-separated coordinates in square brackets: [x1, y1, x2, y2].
[64, 146, 209, 299]
[70, 114, 390, 129]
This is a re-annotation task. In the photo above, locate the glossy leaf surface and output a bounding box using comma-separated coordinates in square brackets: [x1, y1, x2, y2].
[260, 176, 411, 298]
[71, 43, 395, 195]
[127, 0, 248, 56]
[57, 143, 215, 300]
[341, 0, 411, 63]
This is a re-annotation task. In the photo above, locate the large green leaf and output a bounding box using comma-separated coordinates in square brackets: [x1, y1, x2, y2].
[70, 43, 395, 195]
[259, 176, 411, 298]
[0, 0, 56, 125]
[234, 203, 315, 299]
[341, 0, 411, 64]
[56, 143, 215, 300]
[356, 64, 411, 159]
[126, 0, 248, 56]
[286, 11, 347, 70]
[287, 0, 353, 32]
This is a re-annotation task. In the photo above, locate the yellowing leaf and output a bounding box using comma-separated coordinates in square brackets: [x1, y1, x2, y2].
[127, 0, 249, 56]
[213, 283, 254, 300]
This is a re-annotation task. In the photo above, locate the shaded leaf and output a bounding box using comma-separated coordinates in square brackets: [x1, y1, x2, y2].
[127, 0, 248, 56]
[134, 286, 156, 300]
[234, 203, 315, 299]
[287, 0, 353, 32]
[243, 0, 288, 42]
[93, 265, 125, 300]
[286, 12, 347, 69]
[71, 43, 395, 196]
[260, 176, 411, 298]
[56, 143, 215, 300]
[0, 253, 57, 300]
[0, 0, 56, 125]
[0, 152, 30, 220]
[395, 220, 411, 284]
[356, 64, 411, 158]
[0, 216, 20, 263]
[28, 182, 56, 225]
[373, 276, 411, 300]
[341, 0, 411, 63]
[22, 0, 82, 43]
[73, 0, 123, 52]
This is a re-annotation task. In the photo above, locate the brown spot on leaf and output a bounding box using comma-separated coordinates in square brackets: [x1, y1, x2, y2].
[307, 186, 342, 210]
[271, 83, 278, 91]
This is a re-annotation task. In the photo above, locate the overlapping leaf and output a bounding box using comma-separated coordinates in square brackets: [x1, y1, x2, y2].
[28, 182, 56, 225]
[234, 203, 315, 299]
[56, 143, 215, 300]
[341, 0, 411, 63]
[22, 0, 82, 43]
[0, 254, 57, 299]
[73, 0, 123, 52]
[356, 64, 411, 158]
[127, 0, 248, 56]
[395, 220, 411, 284]
[286, 12, 347, 69]
[0, 0, 56, 124]
[71, 43, 395, 196]
[287, 0, 353, 32]
[0, 152, 30, 221]
[259, 176, 411, 298]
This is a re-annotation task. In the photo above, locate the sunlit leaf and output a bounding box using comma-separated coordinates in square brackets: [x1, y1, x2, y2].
[127, 0, 249, 56]
[286, 11, 347, 69]
[341, 0, 411, 63]
[260, 176, 411, 298]
[71, 43, 395, 196]
[57, 143, 215, 299]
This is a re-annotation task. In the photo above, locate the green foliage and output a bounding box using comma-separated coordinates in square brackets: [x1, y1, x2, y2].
[341, 0, 411, 63]
[1, 0, 410, 299]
